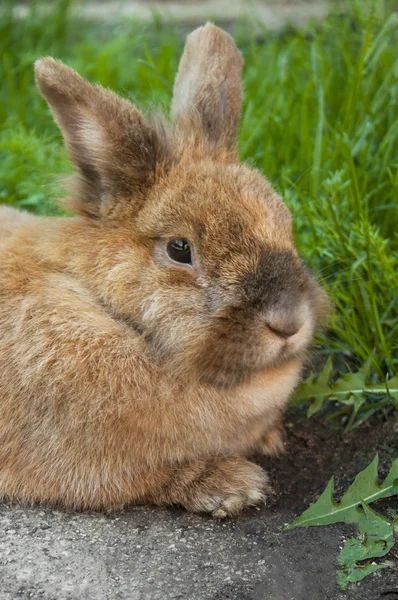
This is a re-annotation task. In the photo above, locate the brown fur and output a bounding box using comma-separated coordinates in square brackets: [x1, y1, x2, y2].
[0, 24, 328, 517]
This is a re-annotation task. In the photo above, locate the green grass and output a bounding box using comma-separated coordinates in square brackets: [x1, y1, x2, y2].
[1, 0, 397, 419]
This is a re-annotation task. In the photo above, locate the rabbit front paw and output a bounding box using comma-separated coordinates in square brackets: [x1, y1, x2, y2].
[161, 457, 269, 518]
[255, 425, 285, 457]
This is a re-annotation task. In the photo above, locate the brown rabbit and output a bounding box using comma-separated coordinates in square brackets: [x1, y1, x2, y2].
[0, 24, 328, 517]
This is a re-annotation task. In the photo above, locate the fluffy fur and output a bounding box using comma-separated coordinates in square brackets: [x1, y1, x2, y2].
[0, 24, 328, 516]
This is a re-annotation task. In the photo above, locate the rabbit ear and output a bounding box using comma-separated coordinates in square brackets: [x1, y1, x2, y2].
[171, 23, 243, 155]
[35, 58, 167, 218]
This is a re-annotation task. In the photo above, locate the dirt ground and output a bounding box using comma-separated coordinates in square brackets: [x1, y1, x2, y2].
[1, 407, 397, 600]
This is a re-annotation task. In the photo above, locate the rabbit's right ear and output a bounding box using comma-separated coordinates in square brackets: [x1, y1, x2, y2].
[35, 58, 168, 219]
[171, 23, 243, 156]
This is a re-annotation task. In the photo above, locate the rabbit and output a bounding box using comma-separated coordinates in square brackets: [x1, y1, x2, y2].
[0, 23, 328, 517]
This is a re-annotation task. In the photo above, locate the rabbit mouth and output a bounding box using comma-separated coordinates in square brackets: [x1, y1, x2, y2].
[196, 328, 311, 387]
[199, 351, 303, 388]
[192, 297, 316, 386]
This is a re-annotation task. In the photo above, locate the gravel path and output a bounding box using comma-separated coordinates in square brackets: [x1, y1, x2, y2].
[0, 503, 342, 600]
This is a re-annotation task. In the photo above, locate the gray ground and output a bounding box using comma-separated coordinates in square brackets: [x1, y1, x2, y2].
[1, 411, 397, 600]
[0, 503, 346, 600]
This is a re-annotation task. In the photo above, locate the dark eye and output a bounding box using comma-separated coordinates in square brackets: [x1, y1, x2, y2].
[167, 239, 192, 265]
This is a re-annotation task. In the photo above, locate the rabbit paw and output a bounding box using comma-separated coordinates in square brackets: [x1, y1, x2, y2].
[175, 457, 269, 518]
[255, 426, 285, 457]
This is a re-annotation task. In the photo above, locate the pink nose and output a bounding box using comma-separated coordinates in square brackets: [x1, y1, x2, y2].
[266, 316, 301, 339]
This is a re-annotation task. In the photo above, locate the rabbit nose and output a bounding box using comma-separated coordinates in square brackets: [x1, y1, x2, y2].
[265, 314, 302, 339]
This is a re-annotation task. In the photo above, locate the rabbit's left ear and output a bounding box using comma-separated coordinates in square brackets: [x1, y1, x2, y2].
[35, 58, 168, 219]
[171, 23, 243, 154]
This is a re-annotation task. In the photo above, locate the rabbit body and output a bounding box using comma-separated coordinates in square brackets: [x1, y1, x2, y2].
[0, 25, 327, 516]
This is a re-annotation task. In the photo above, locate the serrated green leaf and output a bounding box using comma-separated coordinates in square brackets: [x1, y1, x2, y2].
[337, 560, 386, 589]
[330, 353, 373, 399]
[341, 455, 391, 507]
[343, 392, 366, 431]
[340, 504, 395, 563]
[285, 456, 398, 529]
[283, 456, 398, 590]
[291, 352, 398, 428]
[282, 476, 336, 529]
[359, 504, 396, 548]
[381, 457, 398, 489]
[307, 392, 328, 417]
[293, 356, 333, 407]
[336, 505, 396, 589]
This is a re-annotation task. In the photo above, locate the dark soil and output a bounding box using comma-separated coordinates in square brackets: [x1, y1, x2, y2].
[261, 407, 398, 515]
[259, 407, 398, 599]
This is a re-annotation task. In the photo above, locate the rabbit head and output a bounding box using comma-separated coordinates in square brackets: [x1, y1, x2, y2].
[35, 24, 328, 387]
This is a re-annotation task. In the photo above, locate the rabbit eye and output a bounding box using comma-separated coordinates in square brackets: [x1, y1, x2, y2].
[167, 239, 192, 265]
